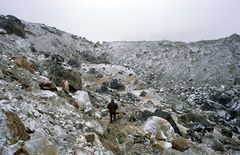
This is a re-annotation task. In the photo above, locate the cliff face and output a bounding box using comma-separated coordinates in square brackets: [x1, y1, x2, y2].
[0, 15, 240, 155]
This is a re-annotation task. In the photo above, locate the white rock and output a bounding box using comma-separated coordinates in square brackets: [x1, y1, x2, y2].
[100, 109, 108, 117]
[94, 111, 102, 119]
[142, 116, 174, 141]
[1, 149, 13, 155]
[0, 100, 10, 105]
[160, 88, 164, 92]
[84, 120, 104, 135]
[67, 120, 74, 126]
[25, 118, 37, 132]
[30, 129, 46, 140]
[23, 137, 58, 155]
[104, 150, 115, 155]
[54, 125, 67, 138]
[0, 79, 7, 86]
[72, 91, 93, 113]
[153, 141, 172, 150]
[39, 90, 57, 99]
[187, 94, 196, 104]
[1, 142, 22, 155]
[33, 110, 41, 118]
[94, 150, 104, 155]
[64, 124, 74, 131]
[3, 92, 14, 100]
[0, 28, 7, 34]
[160, 141, 172, 149]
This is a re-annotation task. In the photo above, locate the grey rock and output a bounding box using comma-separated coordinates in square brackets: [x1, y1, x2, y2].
[51, 54, 64, 63]
[109, 79, 125, 91]
[71, 90, 93, 113]
[83, 120, 104, 135]
[87, 68, 98, 74]
[139, 91, 147, 97]
[122, 92, 140, 102]
[221, 128, 233, 138]
[54, 125, 67, 139]
[67, 59, 81, 67]
[2, 68, 38, 90]
[23, 137, 58, 155]
[98, 82, 109, 93]
[0, 14, 240, 155]
[47, 63, 82, 92]
[210, 91, 232, 106]
[140, 109, 183, 136]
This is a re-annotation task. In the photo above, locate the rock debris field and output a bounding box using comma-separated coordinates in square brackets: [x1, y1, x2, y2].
[0, 15, 240, 155]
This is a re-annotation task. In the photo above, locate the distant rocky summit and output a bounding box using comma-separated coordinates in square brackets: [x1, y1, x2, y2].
[0, 14, 240, 155]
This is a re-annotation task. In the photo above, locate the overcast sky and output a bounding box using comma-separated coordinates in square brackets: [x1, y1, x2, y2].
[0, 0, 239, 42]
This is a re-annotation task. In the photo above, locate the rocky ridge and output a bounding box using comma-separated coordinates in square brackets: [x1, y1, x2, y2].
[0, 15, 240, 155]
[98, 35, 240, 88]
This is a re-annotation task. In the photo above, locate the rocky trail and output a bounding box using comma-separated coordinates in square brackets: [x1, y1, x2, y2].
[0, 15, 240, 155]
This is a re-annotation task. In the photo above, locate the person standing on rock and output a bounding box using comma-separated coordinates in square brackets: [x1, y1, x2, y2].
[107, 98, 118, 123]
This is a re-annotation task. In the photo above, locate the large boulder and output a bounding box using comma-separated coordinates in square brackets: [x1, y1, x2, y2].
[71, 90, 93, 113]
[153, 109, 183, 136]
[5, 112, 30, 144]
[210, 91, 232, 106]
[2, 67, 39, 90]
[48, 63, 82, 92]
[60, 67, 82, 90]
[53, 125, 67, 139]
[140, 109, 183, 136]
[0, 15, 25, 38]
[38, 90, 57, 99]
[83, 120, 104, 135]
[171, 137, 189, 152]
[109, 79, 125, 91]
[67, 59, 81, 68]
[142, 116, 175, 142]
[22, 137, 58, 155]
[97, 82, 109, 93]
